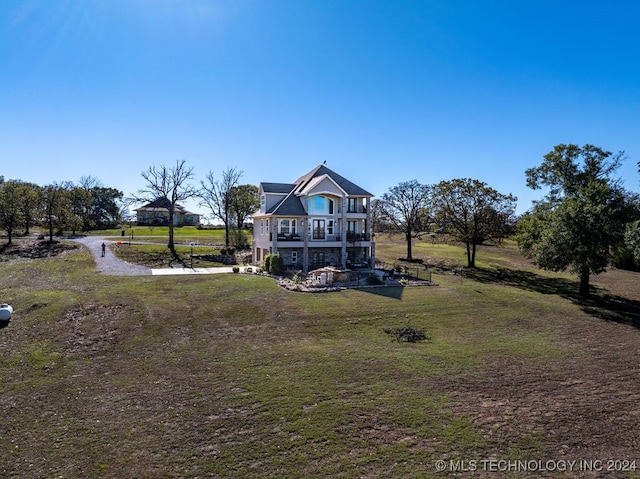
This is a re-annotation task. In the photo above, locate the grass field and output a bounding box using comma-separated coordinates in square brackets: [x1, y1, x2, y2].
[1, 235, 639, 478]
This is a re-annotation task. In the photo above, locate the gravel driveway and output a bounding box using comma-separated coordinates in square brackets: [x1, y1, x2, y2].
[71, 236, 152, 276]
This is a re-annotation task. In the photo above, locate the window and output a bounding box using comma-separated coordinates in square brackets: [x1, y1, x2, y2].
[348, 198, 357, 213]
[291, 251, 298, 264]
[308, 195, 334, 214]
[260, 220, 264, 235]
[347, 221, 357, 232]
[260, 195, 266, 211]
[291, 220, 297, 235]
[327, 220, 333, 235]
[280, 219, 290, 235]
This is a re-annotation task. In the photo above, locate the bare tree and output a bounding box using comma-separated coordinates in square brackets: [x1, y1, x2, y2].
[198, 167, 243, 247]
[135, 159, 197, 260]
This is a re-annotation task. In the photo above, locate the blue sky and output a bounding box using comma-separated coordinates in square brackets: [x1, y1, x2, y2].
[1, 0, 639, 218]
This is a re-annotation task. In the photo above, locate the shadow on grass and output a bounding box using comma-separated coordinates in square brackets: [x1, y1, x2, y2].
[354, 285, 404, 300]
[465, 267, 640, 329]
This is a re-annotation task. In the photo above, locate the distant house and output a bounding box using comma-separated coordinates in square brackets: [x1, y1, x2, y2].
[252, 164, 375, 272]
[135, 198, 201, 226]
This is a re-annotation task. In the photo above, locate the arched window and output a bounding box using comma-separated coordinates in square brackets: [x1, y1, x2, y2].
[308, 195, 334, 214]
[279, 219, 290, 235]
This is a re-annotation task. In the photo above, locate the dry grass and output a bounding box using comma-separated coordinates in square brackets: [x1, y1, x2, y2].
[1, 236, 639, 478]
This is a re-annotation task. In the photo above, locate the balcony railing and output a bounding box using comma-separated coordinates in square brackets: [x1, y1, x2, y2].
[346, 205, 367, 214]
[270, 233, 370, 242]
[346, 232, 370, 242]
[276, 234, 302, 241]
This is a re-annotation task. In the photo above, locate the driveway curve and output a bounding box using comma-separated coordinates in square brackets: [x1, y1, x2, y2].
[71, 236, 152, 276]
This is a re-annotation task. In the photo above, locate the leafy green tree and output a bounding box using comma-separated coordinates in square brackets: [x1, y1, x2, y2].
[433, 178, 517, 268]
[377, 180, 432, 259]
[518, 144, 634, 297]
[626, 221, 640, 264]
[65, 183, 90, 235]
[78, 176, 122, 229]
[88, 186, 123, 229]
[0, 180, 24, 244]
[13, 181, 42, 235]
[41, 183, 70, 241]
[229, 183, 258, 248]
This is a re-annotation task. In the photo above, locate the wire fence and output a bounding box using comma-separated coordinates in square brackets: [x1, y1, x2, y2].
[377, 263, 432, 283]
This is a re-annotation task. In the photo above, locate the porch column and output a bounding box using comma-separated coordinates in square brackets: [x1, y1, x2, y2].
[302, 218, 309, 272]
[272, 218, 278, 254]
[340, 197, 347, 269]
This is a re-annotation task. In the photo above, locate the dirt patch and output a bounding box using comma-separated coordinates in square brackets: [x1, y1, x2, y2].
[62, 303, 130, 357]
[0, 239, 78, 261]
[441, 316, 640, 471]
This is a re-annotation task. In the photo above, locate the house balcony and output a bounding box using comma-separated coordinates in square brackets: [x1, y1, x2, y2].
[346, 232, 371, 243]
[275, 234, 302, 242]
[268, 232, 373, 247]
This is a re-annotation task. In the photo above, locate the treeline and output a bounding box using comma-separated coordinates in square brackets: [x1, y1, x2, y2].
[372, 144, 640, 297]
[0, 176, 122, 243]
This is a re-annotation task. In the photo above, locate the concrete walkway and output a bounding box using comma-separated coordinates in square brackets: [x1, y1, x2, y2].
[151, 266, 252, 276]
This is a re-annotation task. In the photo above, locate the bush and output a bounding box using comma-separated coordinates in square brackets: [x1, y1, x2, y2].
[264, 254, 284, 275]
[612, 246, 640, 271]
[232, 266, 240, 273]
[269, 254, 284, 275]
[246, 266, 253, 273]
[367, 273, 383, 285]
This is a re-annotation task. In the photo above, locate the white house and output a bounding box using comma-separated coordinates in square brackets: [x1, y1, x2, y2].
[252, 165, 375, 272]
[135, 197, 201, 226]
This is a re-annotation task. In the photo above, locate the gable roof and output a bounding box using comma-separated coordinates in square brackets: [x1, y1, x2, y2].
[294, 165, 372, 197]
[258, 164, 373, 217]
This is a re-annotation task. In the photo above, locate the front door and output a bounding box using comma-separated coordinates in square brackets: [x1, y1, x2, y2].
[312, 219, 325, 240]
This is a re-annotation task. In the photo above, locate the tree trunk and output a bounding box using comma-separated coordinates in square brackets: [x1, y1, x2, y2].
[579, 267, 590, 297]
[405, 231, 412, 259]
[470, 241, 477, 268]
[167, 211, 179, 260]
[465, 241, 474, 267]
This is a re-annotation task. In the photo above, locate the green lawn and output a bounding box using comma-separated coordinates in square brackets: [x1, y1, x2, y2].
[1, 236, 639, 478]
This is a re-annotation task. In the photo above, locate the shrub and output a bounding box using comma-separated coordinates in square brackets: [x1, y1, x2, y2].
[367, 273, 383, 285]
[246, 266, 253, 273]
[232, 266, 240, 273]
[612, 246, 640, 271]
[292, 271, 303, 284]
[269, 254, 284, 275]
